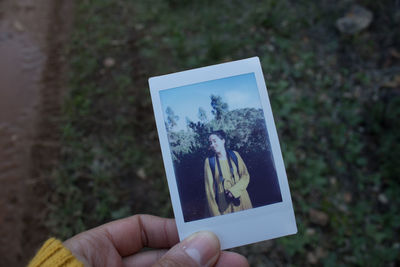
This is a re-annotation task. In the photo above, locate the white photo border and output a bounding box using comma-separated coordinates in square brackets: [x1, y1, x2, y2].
[149, 57, 297, 249]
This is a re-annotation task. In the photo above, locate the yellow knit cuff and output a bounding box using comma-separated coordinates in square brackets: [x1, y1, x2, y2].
[28, 238, 84, 267]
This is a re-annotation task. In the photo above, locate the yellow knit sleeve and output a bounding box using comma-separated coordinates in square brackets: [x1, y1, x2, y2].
[28, 238, 84, 267]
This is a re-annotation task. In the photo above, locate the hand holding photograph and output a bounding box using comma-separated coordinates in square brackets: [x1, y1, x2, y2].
[149, 57, 297, 249]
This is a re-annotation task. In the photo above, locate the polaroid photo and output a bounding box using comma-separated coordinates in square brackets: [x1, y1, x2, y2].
[148, 57, 297, 249]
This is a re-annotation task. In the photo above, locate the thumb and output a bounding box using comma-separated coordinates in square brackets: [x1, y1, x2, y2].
[153, 231, 220, 267]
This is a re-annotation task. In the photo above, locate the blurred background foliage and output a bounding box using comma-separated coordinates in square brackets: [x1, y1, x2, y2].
[49, 0, 400, 266]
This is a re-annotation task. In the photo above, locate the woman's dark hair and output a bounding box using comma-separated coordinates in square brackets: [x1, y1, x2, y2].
[209, 130, 226, 141]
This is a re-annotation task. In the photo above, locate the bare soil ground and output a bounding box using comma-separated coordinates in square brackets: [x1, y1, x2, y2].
[0, 0, 73, 265]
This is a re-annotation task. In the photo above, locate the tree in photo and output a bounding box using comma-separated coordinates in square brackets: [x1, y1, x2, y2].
[198, 107, 208, 123]
[210, 95, 228, 121]
[165, 106, 179, 131]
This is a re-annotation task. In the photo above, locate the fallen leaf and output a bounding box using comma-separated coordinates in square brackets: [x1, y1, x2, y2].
[389, 48, 400, 59]
[306, 228, 316, 236]
[382, 75, 400, 88]
[13, 21, 25, 32]
[136, 168, 147, 180]
[11, 134, 18, 142]
[336, 5, 373, 34]
[343, 192, 352, 203]
[378, 193, 388, 204]
[309, 208, 329, 226]
[307, 252, 318, 264]
[103, 57, 115, 68]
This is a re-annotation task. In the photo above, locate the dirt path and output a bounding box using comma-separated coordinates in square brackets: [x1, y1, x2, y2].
[0, 0, 73, 265]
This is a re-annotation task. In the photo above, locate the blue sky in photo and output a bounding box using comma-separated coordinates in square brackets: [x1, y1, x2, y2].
[159, 72, 262, 131]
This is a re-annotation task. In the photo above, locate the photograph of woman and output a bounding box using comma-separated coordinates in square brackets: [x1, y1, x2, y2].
[159, 73, 283, 222]
[204, 130, 253, 216]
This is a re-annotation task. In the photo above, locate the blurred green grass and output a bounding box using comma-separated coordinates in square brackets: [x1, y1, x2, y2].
[50, 0, 400, 265]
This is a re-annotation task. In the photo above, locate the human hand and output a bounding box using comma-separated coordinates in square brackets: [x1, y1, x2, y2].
[225, 190, 234, 199]
[64, 214, 249, 267]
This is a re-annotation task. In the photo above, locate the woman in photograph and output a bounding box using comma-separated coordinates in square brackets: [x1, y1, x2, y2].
[204, 130, 253, 216]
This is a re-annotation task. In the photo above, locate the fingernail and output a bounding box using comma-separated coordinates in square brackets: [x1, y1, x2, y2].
[184, 231, 220, 266]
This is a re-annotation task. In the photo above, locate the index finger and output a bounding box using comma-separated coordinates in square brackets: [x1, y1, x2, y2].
[94, 214, 179, 257]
